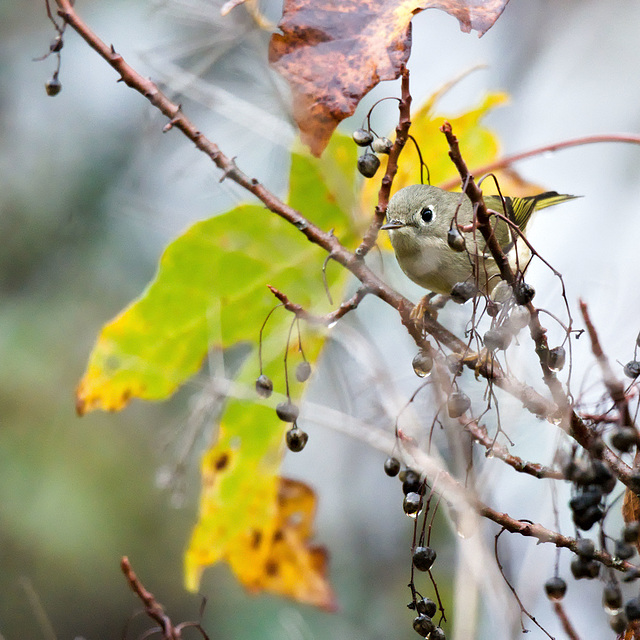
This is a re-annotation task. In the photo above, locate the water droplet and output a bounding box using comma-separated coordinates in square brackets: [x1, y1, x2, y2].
[485, 449, 495, 459]
[412, 351, 433, 378]
[294, 219, 308, 231]
[604, 604, 622, 616]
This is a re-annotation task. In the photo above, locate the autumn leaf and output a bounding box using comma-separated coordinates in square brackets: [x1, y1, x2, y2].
[77, 134, 360, 607]
[187, 471, 336, 611]
[269, 0, 510, 156]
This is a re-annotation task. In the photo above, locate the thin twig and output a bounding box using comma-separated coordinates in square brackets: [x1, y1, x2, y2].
[551, 601, 582, 640]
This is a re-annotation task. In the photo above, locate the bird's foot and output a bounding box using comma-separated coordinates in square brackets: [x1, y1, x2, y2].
[410, 293, 448, 323]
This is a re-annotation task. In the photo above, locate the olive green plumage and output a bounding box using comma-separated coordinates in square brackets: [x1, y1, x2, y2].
[382, 184, 577, 296]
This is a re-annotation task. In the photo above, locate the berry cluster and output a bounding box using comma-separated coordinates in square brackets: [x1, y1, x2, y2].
[352, 128, 393, 179]
[384, 457, 447, 639]
[255, 310, 314, 453]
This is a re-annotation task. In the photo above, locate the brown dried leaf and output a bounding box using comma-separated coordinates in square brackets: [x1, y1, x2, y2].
[269, 0, 510, 156]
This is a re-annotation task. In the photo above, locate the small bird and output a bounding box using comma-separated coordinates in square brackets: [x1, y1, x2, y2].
[381, 184, 577, 297]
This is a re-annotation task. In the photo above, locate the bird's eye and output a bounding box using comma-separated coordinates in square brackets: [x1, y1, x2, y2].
[420, 206, 434, 223]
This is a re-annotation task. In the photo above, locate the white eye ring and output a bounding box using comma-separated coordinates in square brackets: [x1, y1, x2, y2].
[420, 206, 435, 224]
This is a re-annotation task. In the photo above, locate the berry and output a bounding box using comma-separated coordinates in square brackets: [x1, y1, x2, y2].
[447, 228, 466, 252]
[372, 136, 393, 154]
[255, 374, 273, 398]
[357, 152, 380, 178]
[514, 281, 535, 305]
[416, 598, 437, 617]
[615, 540, 635, 560]
[547, 346, 566, 371]
[610, 426, 638, 453]
[412, 546, 437, 572]
[429, 629, 446, 640]
[45, 75, 62, 96]
[403, 492, 422, 516]
[575, 538, 595, 557]
[610, 611, 629, 634]
[412, 614, 435, 637]
[285, 426, 308, 452]
[412, 351, 434, 378]
[603, 584, 623, 611]
[570, 556, 599, 580]
[626, 597, 640, 621]
[569, 487, 602, 513]
[384, 456, 401, 477]
[483, 327, 512, 351]
[402, 471, 424, 495]
[490, 280, 512, 303]
[352, 128, 374, 146]
[276, 401, 299, 422]
[508, 305, 530, 332]
[447, 391, 471, 418]
[446, 353, 464, 376]
[544, 576, 567, 601]
[624, 360, 640, 379]
[295, 361, 312, 382]
[623, 521, 640, 543]
[450, 282, 477, 304]
[592, 460, 616, 494]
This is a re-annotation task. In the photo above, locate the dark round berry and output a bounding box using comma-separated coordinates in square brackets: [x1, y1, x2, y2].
[412, 614, 435, 637]
[352, 128, 374, 146]
[412, 546, 437, 572]
[295, 361, 312, 382]
[544, 576, 567, 601]
[384, 456, 401, 477]
[573, 506, 604, 531]
[483, 327, 512, 352]
[610, 611, 629, 634]
[372, 136, 393, 154]
[357, 152, 380, 178]
[569, 487, 602, 513]
[592, 460, 616, 494]
[575, 538, 596, 557]
[603, 583, 623, 611]
[415, 597, 437, 617]
[570, 556, 599, 580]
[610, 426, 638, 453]
[255, 374, 273, 398]
[276, 401, 299, 422]
[624, 360, 640, 379]
[486, 301, 500, 317]
[450, 281, 477, 304]
[447, 228, 466, 252]
[623, 521, 640, 543]
[285, 426, 308, 452]
[514, 281, 535, 305]
[50, 35, 63, 52]
[447, 391, 471, 418]
[412, 351, 434, 378]
[629, 471, 640, 494]
[402, 471, 424, 495]
[626, 597, 640, 621]
[429, 629, 446, 640]
[615, 540, 636, 560]
[547, 346, 566, 371]
[45, 75, 62, 96]
[403, 492, 422, 516]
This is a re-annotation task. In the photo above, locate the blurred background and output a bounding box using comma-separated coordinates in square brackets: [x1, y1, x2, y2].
[1, 0, 640, 638]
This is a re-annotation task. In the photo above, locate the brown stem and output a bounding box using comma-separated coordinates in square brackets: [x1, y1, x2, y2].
[356, 64, 412, 257]
[440, 133, 640, 191]
[121, 556, 181, 640]
[552, 600, 582, 640]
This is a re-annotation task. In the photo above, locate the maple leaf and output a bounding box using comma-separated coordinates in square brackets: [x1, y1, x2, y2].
[269, 0, 510, 156]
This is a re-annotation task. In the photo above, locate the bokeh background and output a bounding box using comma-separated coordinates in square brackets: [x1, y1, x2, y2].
[2, 0, 640, 638]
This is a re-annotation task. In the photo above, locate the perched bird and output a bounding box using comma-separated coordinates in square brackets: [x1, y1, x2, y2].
[381, 184, 577, 297]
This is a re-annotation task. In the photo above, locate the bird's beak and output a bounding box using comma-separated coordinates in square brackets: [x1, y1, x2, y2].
[381, 219, 405, 230]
